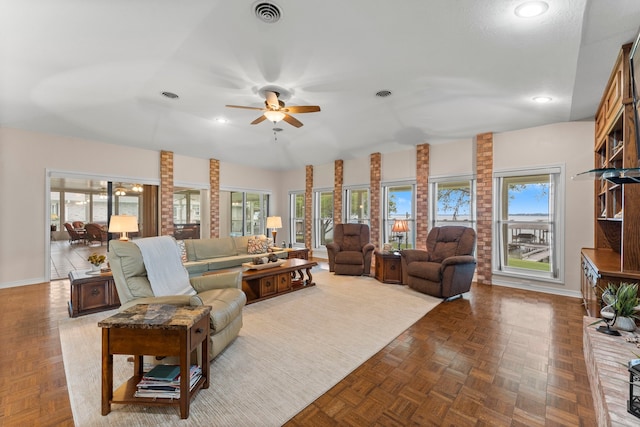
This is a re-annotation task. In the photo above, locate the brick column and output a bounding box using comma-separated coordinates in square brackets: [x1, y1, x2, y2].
[209, 158, 220, 238]
[370, 153, 381, 250]
[334, 159, 343, 225]
[415, 144, 430, 250]
[160, 150, 174, 236]
[475, 132, 493, 285]
[305, 165, 313, 253]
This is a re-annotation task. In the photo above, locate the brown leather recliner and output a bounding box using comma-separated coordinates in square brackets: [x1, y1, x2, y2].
[326, 224, 375, 275]
[400, 226, 476, 299]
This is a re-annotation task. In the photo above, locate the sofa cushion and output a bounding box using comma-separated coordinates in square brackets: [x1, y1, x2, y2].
[191, 237, 237, 260]
[233, 235, 252, 254]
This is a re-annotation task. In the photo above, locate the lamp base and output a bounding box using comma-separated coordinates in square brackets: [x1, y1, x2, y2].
[271, 231, 277, 244]
[596, 325, 621, 336]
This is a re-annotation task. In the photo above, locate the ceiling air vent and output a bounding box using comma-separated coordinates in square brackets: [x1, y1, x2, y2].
[254, 2, 282, 23]
[375, 90, 392, 98]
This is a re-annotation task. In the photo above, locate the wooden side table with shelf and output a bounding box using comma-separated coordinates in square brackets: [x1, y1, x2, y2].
[99, 304, 211, 419]
[374, 251, 402, 284]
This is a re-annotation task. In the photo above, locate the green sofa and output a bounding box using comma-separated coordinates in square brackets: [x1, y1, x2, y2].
[181, 235, 288, 276]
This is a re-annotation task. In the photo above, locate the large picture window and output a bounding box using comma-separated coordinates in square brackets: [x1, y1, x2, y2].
[344, 187, 369, 225]
[494, 167, 563, 280]
[289, 191, 305, 246]
[314, 190, 334, 247]
[430, 177, 476, 229]
[382, 182, 415, 249]
[230, 191, 270, 236]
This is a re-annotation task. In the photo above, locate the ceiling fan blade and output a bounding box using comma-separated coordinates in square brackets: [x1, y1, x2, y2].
[265, 91, 280, 109]
[251, 115, 268, 125]
[283, 105, 321, 114]
[225, 105, 266, 111]
[282, 114, 303, 128]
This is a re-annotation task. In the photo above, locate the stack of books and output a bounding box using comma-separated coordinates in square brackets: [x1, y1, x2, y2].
[135, 364, 202, 399]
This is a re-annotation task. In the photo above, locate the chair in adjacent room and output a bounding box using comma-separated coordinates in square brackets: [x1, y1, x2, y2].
[326, 223, 375, 276]
[64, 222, 85, 245]
[401, 226, 477, 300]
[84, 223, 108, 245]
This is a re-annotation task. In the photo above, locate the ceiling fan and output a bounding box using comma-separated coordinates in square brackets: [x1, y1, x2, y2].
[226, 91, 320, 128]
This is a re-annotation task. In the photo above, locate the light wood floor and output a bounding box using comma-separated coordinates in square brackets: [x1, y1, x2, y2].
[0, 275, 596, 426]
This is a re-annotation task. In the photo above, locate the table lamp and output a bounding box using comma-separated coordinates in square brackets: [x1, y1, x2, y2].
[266, 216, 282, 245]
[391, 219, 409, 250]
[108, 215, 139, 241]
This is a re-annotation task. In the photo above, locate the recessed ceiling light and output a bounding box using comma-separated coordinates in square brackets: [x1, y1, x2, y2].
[533, 96, 552, 103]
[515, 1, 549, 18]
[215, 117, 228, 124]
[161, 91, 179, 99]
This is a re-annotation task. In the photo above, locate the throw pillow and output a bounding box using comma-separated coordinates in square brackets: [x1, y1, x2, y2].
[176, 240, 187, 263]
[247, 237, 268, 254]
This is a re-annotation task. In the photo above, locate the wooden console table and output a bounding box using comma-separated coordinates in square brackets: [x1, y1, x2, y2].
[99, 304, 211, 419]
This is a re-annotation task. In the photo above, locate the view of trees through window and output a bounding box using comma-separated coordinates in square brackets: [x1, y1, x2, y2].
[432, 179, 475, 228]
[384, 184, 415, 249]
[290, 192, 305, 245]
[315, 190, 334, 246]
[345, 188, 369, 224]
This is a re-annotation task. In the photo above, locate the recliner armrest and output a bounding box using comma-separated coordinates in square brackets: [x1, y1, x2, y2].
[441, 255, 476, 268]
[400, 249, 431, 264]
[326, 242, 341, 253]
[119, 295, 192, 311]
[362, 243, 375, 254]
[190, 270, 242, 293]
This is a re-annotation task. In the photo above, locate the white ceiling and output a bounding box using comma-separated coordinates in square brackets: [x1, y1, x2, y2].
[3, 0, 640, 171]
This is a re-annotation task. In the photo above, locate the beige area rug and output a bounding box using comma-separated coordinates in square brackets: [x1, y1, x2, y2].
[59, 270, 441, 426]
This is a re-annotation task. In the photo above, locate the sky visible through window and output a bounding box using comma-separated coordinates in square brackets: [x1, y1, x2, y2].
[509, 184, 549, 215]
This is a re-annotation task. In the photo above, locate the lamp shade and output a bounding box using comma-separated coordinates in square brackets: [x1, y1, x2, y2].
[108, 215, 138, 241]
[391, 219, 409, 233]
[266, 216, 282, 229]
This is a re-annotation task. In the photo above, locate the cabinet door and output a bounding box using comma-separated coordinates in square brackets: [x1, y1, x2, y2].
[260, 276, 277, 296]
[79, 280, 110, 311]
[277, 273, 291, 292]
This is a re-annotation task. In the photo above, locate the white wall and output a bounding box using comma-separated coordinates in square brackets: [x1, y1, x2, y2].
[1, 121, 596, 296]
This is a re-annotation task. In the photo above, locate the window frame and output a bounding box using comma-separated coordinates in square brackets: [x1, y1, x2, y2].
[289, 191, 305, 247]
[228, 190, 271, 237]
[343, 185, 370, 225]
[492, 165, 565, 283]
[381, 181, 416, 249]
[313, 188, 334, 249]
[429, 175, 476, 230]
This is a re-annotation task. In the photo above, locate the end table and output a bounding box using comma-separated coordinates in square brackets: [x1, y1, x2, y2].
[99, 304, 211, 419]
[374, 251, 402, 284]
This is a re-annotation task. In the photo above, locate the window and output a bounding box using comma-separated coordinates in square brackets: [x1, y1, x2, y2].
[289, 192, 305, 246]
[344, 187, 369, 225]
[314, 190, 334, 247]
[229, 191, 270, 236]
[64, 192, 90, 224]
[494, 167, 563, 280]
[430, 177, 476, 228]
[382, 183, 415, 249]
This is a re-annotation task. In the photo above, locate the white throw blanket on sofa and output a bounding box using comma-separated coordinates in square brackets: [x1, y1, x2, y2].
[133, 236, 196, 296]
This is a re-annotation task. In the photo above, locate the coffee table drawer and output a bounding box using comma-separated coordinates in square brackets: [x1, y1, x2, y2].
[277, 273, 291, 292]
[260, 276, 277, 296]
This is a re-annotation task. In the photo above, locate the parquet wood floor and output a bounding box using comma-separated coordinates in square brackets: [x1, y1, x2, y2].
[0, 275, 596, 426]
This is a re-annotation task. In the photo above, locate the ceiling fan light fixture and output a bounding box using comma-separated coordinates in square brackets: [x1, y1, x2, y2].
[264, 110, 286, 122]
[114, 187, 127, 196]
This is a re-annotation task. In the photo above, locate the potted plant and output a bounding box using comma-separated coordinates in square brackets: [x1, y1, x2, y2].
[606, 283, 640, 332]
[87, 253, 106, 273]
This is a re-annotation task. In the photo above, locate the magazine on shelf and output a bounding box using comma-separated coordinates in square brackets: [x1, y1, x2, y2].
[135, 365, 202, 399]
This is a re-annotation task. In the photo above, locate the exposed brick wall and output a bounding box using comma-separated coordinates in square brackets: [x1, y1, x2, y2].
[370, 153, 381, 250]
[334, 159, 343, 225]
[305, 165, 313, 254]
[475, 132, 493, 285]
[160, 150, 174, 236]
[415, 144, 430, 250]
[209, 158, 220, 238]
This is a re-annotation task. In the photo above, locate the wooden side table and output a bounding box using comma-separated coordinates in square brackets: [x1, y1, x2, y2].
[68, 270, 120, 317]
[99, 304, 211, 419]
[286, 247, 310, 260]
[374, 251, 402, 284]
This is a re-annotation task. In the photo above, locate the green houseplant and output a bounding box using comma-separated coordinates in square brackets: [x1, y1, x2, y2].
[605, 283, 640, 332]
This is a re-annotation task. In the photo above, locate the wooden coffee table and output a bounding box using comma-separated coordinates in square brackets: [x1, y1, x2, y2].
[206, 258, 318, 304]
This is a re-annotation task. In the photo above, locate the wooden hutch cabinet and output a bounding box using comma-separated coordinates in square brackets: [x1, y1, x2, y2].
[581, 43, 640, 317]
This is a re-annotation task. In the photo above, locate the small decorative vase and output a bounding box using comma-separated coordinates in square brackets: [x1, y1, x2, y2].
[91, 263, 101, 273]
[615, 316, 637, 332]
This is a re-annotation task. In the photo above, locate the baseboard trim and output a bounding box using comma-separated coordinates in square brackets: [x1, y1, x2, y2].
[491, 279, 582, 299]
[0, 277, 48, 289]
